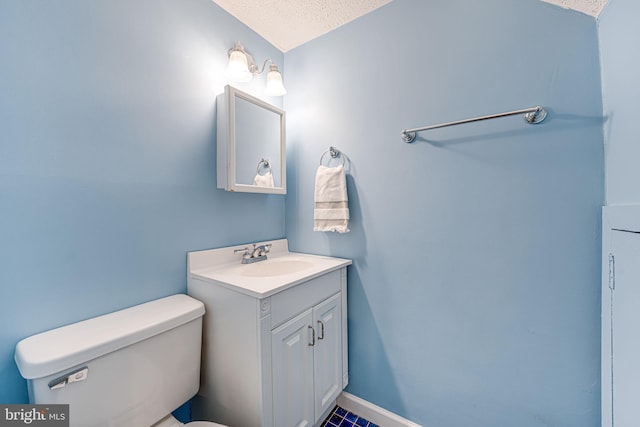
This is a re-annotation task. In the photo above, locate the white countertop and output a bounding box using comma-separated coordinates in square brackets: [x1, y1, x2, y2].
[188, 239, 351, 298]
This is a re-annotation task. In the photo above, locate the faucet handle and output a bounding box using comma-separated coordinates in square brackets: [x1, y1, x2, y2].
[234, 247, 250, 258]
[257, 243, 272, 256]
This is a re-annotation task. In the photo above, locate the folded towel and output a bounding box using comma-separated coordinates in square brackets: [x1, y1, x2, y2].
[314, 165, 349, 233]
[254, 171, 275, 187]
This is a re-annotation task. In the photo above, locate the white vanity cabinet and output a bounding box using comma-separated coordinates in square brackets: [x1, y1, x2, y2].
[272, 292, 343, 427]
[187, 240, 351, 427]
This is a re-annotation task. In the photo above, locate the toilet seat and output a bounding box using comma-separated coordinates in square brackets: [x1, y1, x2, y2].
[153, 415, 228, 427]
[187, 422, 227, 427]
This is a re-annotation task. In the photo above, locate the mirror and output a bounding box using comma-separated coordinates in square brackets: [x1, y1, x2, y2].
[217, 85, 286, 194]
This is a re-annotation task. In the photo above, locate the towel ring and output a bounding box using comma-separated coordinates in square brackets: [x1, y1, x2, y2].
[320, 146, 346, 167]
[256, 158, 271, 173]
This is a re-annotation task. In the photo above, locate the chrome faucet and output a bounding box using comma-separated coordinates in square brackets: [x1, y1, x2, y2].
[234, 243, 272, 264]
[252, 243, 272, 258]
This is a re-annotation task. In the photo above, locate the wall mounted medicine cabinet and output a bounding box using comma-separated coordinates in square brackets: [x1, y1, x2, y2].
[217, 85, 286, 194]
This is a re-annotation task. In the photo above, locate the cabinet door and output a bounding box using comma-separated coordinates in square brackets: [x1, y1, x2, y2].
[272, 309, 314, 427]
[313, 293, 343, 419]
[611, 230, 640, 427]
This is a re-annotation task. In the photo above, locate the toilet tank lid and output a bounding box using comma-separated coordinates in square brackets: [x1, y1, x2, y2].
[15, 294, 205, 380]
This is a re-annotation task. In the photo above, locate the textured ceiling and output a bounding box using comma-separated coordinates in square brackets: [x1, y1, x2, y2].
[540, 0, 608, 16]
[212, 0, 392, 51]
[213, 0, 609, 52]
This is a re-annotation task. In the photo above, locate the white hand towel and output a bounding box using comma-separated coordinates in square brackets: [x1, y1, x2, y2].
[314, 165, 349, 233]
[254, 171, 275, 187]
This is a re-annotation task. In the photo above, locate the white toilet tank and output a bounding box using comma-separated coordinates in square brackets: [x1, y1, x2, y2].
[14, 294, 205, 427]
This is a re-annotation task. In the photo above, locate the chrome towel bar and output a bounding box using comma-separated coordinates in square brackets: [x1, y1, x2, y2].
[401, 106, 547, 143]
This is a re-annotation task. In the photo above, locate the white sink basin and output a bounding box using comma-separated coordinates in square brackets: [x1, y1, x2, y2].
[188, 239, 352, 298]
[240, 259, 315, 277]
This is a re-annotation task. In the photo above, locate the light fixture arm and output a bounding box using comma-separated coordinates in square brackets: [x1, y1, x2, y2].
[252, 59, 275, 76]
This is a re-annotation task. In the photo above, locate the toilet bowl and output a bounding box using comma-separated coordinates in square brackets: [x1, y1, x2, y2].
[14, 295, 229, 427]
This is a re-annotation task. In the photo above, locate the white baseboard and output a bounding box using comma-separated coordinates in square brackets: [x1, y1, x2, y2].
[337, 392, 422, 427]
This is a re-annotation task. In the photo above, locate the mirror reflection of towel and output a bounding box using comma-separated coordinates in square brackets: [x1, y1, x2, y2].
[254, 171, 275, 187]
[314, 165, 349, 233]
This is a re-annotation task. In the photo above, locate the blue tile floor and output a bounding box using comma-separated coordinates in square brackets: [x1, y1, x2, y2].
[321, 405, 379, 427]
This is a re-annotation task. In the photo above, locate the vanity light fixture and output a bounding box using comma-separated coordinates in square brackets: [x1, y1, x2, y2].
[226, 41, 287, 96]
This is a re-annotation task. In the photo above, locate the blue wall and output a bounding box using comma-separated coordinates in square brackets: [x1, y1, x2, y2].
[284, 1, 603, 426]
[0, 0, 285, 403]
[599, 0, 640, 205]
[0, 0, 606, 425]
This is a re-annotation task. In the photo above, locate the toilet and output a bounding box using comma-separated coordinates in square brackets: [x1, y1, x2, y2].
[14, 294, 227, 427]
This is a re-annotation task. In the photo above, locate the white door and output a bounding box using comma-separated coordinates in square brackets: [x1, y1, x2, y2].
[611, 229, 640, 427]
[272, 309, 314, 427]
[313, 293, 343, 419]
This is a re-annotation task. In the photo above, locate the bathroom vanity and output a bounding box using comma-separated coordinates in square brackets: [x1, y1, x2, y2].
[187, 239, 351, 427]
